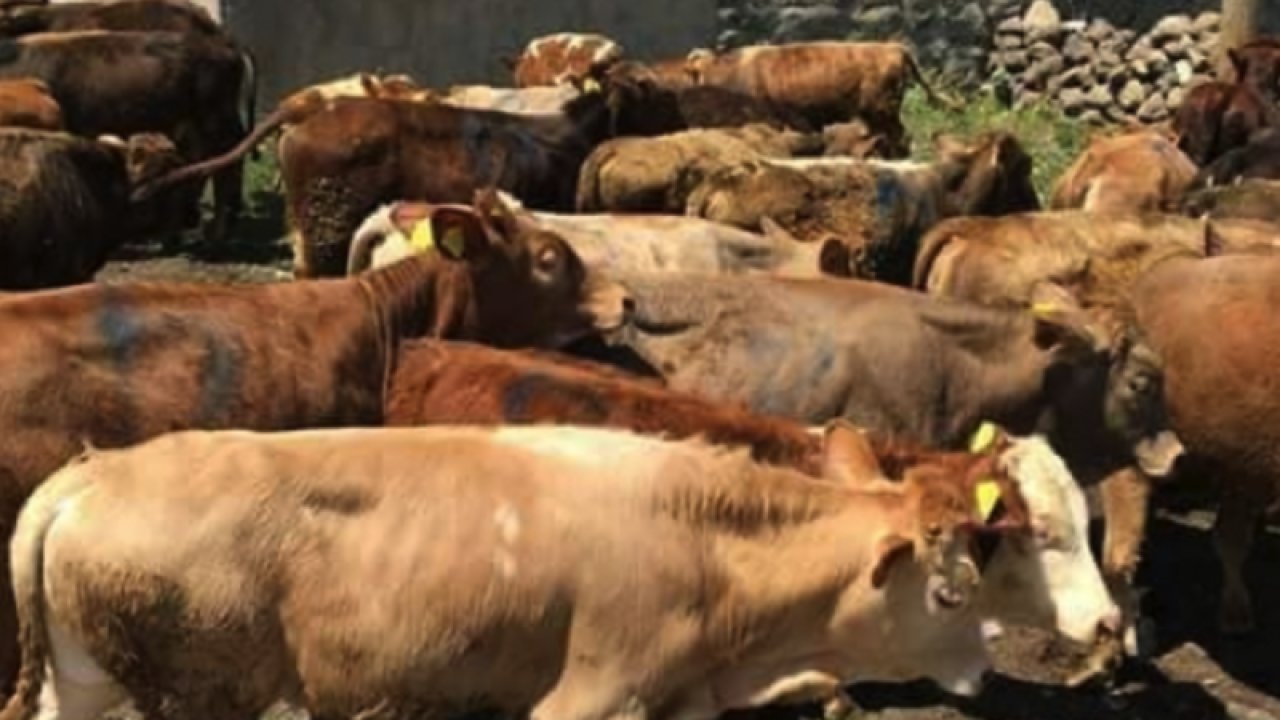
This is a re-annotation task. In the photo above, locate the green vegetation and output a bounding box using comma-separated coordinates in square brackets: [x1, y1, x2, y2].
[901, 84, 1091, 204]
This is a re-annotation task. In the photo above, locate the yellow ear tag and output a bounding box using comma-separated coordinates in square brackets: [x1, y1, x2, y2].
[975, 480, 1001, 523]
[1031, 302, 1058, 316]
[409, 221, 436, 253]
[439, 226, 467, 258]
[969, 421, 998, 454]
[582, 77, 602, 94]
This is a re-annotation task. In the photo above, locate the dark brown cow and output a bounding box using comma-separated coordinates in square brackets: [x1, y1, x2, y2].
[508, 31, 623, 87]
[1183, 178, 1280, 222]
[1120, 251, 1280, 633]
[685, 42, 959, 158]
[1230, 37, 1280, 102]
[0, 192, 623, 692]
[0, 77, 57, 129]
[141, 91, 615, 278]
[0, 30, 250, 240]
[1195, 127, 1280, 187]
[0, 129, 184, 289]
[1173, 80, 1277, 167]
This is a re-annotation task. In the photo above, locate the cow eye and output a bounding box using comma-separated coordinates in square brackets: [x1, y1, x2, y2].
[536, 245, 561, 274]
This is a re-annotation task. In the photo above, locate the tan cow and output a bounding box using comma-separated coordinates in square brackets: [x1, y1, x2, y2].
[685, 42, 959, 157]
[509, 31, 623, 87]
[0, 78, 60, 130]
[1050, 129, 1198, 213]
[4, 422, 1115, 719]
[444, 83, 579, 115]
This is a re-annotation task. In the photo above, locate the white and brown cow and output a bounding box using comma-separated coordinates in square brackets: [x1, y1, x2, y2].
[6, 424, 1115, 720]
[509, 32, 623, 88]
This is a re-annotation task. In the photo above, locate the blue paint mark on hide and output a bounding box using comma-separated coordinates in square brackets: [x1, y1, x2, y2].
[747, 328, 838, 418]
[195, 330, 243, 426]
[874, 171, 900, 219]
[503, 372, 610, 424]
[96, 288, 144, 371]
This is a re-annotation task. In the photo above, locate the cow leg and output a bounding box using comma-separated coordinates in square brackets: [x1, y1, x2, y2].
[1214, 478, 1265, 635]
[531, 678, 650, 720]
[206, 118, 246, 246]
[1098, 467, 1151, 646]
[27, 624, 129, 720]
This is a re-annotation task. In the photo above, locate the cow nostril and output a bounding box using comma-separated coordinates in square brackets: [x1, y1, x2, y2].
[622, 297, 637, 317]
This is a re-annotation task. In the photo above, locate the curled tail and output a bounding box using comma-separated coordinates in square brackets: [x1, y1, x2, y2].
[903, 48, 962, 112]
[240, 47, 260, 160]
[1, 456, 96, 720]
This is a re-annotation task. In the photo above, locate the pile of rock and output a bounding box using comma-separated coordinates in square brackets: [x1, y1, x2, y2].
[989, 0, 1221, 124]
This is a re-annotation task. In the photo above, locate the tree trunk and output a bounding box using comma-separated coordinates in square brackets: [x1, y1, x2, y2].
[1218, 0, 1261, 80]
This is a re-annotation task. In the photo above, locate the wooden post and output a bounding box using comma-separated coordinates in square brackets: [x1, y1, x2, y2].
[1218, 0, 1261, 80]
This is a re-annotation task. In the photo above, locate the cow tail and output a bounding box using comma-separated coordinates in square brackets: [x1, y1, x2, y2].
[903, 49, 962, 112]
[1, 456, 96, 720]
[911, 227, 958, 289]
[240, 47, 260, 161]
[130, 103, 297, 203]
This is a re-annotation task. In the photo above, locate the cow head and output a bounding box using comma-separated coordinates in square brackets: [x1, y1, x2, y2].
[935, 133, 1040, 216]
[1230, 40, 1280, 103]
[103, 133, 187, 237]
[354, 190, 629, 349]
[823, 120, 891, 160]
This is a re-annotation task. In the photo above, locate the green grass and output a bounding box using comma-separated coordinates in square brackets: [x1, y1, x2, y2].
[901, 84, 1090, 204]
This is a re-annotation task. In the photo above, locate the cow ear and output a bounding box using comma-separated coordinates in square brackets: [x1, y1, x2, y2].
[1028, 282, 1109, 355]
[870, 533, 915, 589]
[822, 420, 884, 487]
[473, 188, 519, 240]
[427, 207, 490, 262]
[818, 236, 854, 277]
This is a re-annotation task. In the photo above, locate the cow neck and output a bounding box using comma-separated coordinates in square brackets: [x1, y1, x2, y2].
[357, 255, 472, 410]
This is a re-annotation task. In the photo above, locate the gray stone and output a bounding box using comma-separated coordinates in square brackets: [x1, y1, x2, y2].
[1192, 11, 1221, 34]
[1062, 34, 1094, 64]
[1163, 37, 1195, 59]
[999, 50, 1030, 71]
[1150, 15, 1194, 43]
[1116, 29, 1137, 44]
[1080, 109, 1106, 125]
[1107, 66, 1130, 88]
[1196, 33, 1220, 53]
[1046, 73, 1066, 97]
[775, 6, 851, 42]
[995, 33, 1026, 50]
[1155, 73, 1177, 92]
[1137, 93, 1169, 122]
[853, 5, 904, 36]
[1097, 48, 1124, 68]
[1085, 18, 1116, 43]
[996, 16, 1025, 35]
[1023, 54, 1064, 89]
[1028, 41, 1057, 61]
[1059, 65, 1094, 88]
[1105, 103, 1133, 123]
[1058, 86, 1088, 113]
[1098, 37, 1127, 56]
[1016, 90, 1045, 108]
[1086, 84, 1114, 107]
[1188, 73, 1214, 88]
[1189, 49, 1210, 72]
[1175, 59, 1195, 83]
[1023, 0, 1060, 30]
[986, 0, 1023, 22]
[1118, 79, 1148, 111]
[717, 30, 745, 50]
[1167, 86, 1186, 109]
[952, 3, 987, 38]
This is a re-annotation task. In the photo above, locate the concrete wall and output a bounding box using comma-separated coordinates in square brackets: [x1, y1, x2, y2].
[222, 0, 717, 106]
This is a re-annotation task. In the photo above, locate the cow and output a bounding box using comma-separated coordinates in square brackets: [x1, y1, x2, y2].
[822, 119, 891, 158]
[1194, 127, 1280, 187]
[1119, 251, 1280, 633]
[912, 212, 1280, 307]
[348, 199, 826, 278]
[585, 271, 1177, 666]
[0, 77, 58, 129]
[686, 133, 1039, 286]
[0, 129, 185, 289]
[141, 89, 617, 278]
[684, 42, 960, 157]
[1183, 178, 1280, 223]
[0, 30, 251, 242]
[575, 123, 823, 214]
[1229, 37, 1280, 102]
[507, 31, 623, 87]
[0, 192, 623, 692]
[1, 420, 1117, 720]
[444, 83, 578, 115]
[1050, 129, 1197, 214]
[1173, 80, 1277, 167]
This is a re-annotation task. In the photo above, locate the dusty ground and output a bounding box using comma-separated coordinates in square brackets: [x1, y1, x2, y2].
[93, 207, 1280, 720]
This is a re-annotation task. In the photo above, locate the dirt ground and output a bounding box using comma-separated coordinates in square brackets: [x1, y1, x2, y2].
[93, 222, 1280, 720]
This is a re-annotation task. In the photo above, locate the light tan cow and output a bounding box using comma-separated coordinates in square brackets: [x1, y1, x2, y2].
[509, 32, 624, 87]
[1050, 129, 1198, 213]
[6, 424, 1115, 720]
[444, 84, 580, 116]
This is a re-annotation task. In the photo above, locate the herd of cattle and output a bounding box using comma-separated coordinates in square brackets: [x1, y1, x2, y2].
[0, 0, 1278, 717]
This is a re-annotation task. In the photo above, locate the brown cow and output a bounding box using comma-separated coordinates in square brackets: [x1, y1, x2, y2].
[0, 77, 58, 129]
[686, 133, 1039, 285]
[1120, 251, 1280, 633]
[0, 191, 623, 692]
[1230, 37, 1280, 102]
[685, 42, 959, 158]
[0, 129, 185, 289]
[142, 89, 616, 278]
[575, 123, 822, 214]
[508, 31, 623, 87]
[0, 30, 250, 241]
[1051, 129, 1197, 213]
[1173, 80, 1277, 167]
[1194, 127, 1280, 187]
[1183, 178, 1280, 223]
[1, 420, 1118, 720]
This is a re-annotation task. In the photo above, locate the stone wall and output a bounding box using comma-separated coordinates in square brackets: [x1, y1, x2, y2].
[223, 0, 717, 105]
